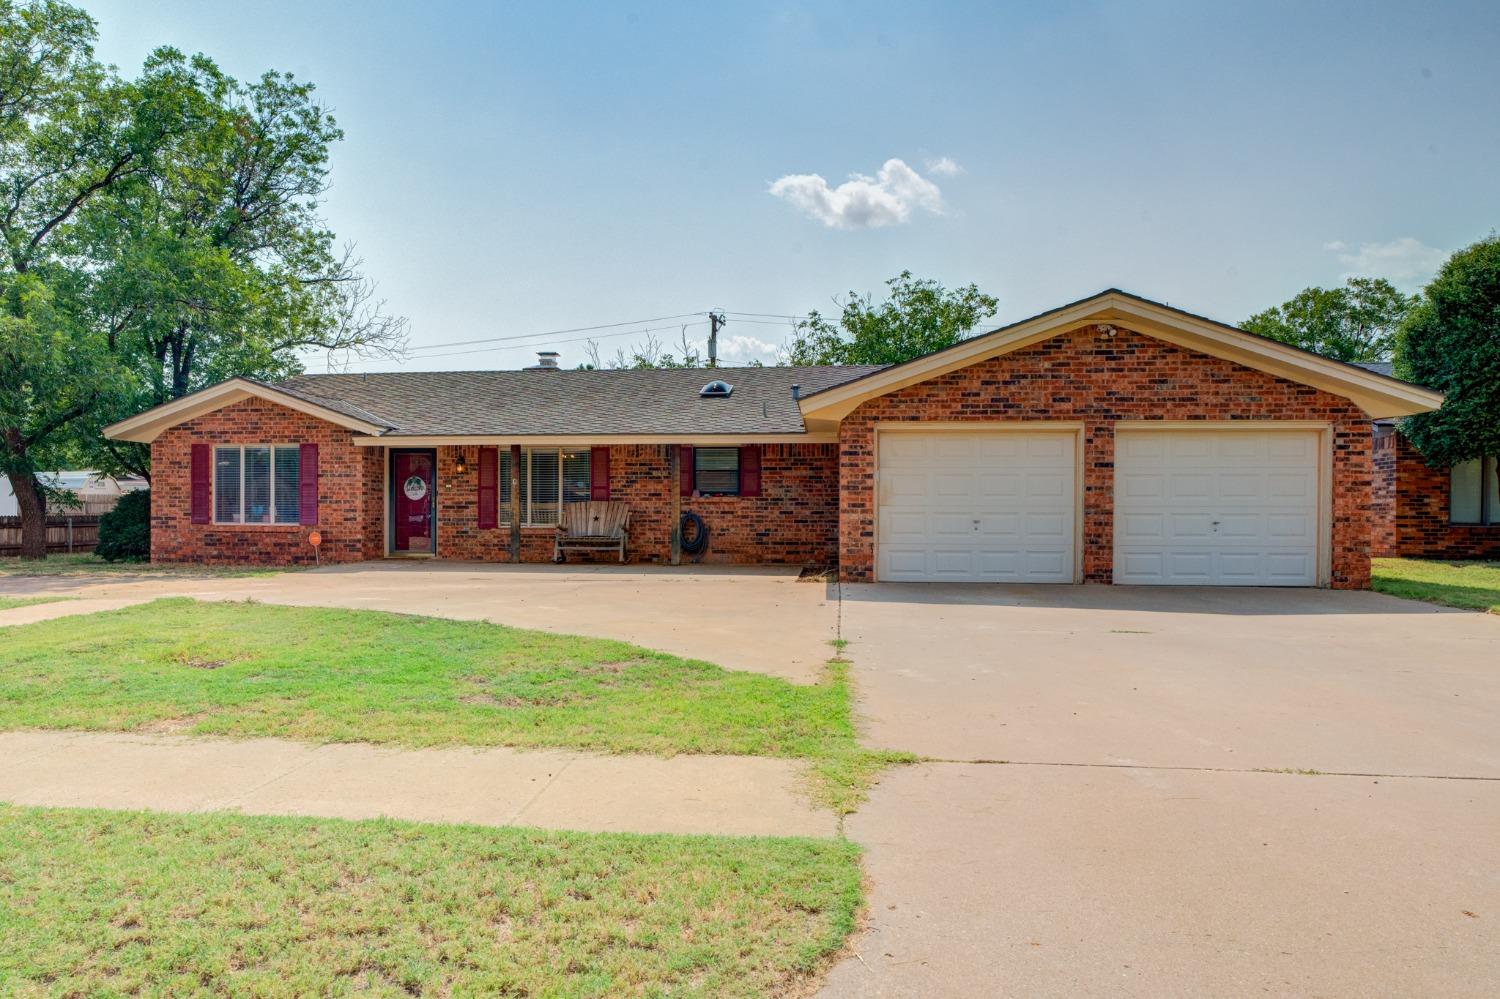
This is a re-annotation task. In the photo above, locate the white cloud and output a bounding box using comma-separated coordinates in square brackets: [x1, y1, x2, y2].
[925, 156, 964, 176]
[1325, 237, 1447, 288]
[715, 334, 781, 365]
[769, 158, 945, 229]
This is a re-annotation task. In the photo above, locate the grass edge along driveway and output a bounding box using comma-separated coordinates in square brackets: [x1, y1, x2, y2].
[0, 598, 910, 812]
[1371, 557, 1500, 613]
[0, 803, 862, 998]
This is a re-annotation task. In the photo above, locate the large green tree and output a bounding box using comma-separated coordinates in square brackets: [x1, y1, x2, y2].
[1241, 276, 1415, 362]
[2, 0, 405, 557]
[0, 0, 200, 557]
[85, 49, 406, 478]
[1396, 235, 1500, 485]
[784, 270, 998, 366]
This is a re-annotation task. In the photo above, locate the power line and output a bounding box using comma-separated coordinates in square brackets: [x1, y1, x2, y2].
[410, 312, 708, 352]
[334, 320, 712, 367]
[722, 310, 806, 320]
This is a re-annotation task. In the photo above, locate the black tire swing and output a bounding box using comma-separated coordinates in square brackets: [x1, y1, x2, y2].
[679, 511, 710, 559]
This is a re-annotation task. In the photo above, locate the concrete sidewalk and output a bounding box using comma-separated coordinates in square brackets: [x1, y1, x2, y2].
[0, 731, 835, 839]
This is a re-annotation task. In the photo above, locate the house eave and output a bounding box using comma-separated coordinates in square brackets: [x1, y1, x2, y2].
[352, 432, 836, 447]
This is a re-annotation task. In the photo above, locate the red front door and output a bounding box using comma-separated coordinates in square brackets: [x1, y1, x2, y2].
[392, 450, 436, 553]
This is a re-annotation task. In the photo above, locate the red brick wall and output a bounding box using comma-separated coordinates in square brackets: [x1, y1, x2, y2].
[151, 397, 382, 566]
[1371, 429, 1397, 556]
[837, 324, 1375, 588]
[1376, 431, 1500, 559]
[434, 443, 839, 565]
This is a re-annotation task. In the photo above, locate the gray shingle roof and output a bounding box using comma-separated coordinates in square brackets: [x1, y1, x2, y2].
[274, 365, 884, 436]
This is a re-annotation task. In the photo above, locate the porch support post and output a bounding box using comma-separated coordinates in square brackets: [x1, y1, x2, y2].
[509, 444, 522, 563]
[668, 445, 681, 566]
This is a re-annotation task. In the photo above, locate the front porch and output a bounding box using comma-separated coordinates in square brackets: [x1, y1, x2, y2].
[377, 442, 840, 567]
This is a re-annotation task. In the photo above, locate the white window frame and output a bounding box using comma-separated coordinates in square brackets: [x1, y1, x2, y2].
[212, 444, 302, 525]
[1450, 456, 1499, 526]
[499, 447, 591, 527]
[693, 446, 741, 496]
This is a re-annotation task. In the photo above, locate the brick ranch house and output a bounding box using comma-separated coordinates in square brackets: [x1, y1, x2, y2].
[1357, 364, 1500, 560]
[105, 290, 1445, 588]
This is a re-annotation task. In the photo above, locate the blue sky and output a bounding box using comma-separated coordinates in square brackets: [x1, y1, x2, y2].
[85, 0, 1500, 370]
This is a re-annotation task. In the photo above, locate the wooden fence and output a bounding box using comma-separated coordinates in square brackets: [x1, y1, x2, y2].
[0, 515, 102, 556]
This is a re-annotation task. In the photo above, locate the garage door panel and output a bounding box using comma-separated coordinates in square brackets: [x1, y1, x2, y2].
[974, 436, 1026, 461]
[878, 431, 1077, 583]
[1167, 474, 1214, 501]
[1118, 513, 1167, 543]
[1114, 430, 1320, 586]
[1266, 552, 1316, 581]
[1219, 473, 1264, 500]
[977, 471, 1023, 499]
[1267, 435, 1317, 460]
[1023, 511, 1069, 538]
[1267, 473, 1314, 500]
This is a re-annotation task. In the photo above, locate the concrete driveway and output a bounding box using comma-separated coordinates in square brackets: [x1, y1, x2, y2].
[821, 584, 1500, 998]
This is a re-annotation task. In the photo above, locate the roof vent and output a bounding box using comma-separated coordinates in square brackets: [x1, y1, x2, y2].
[527, 351, 560, 370]
[699, 379, 733, 398]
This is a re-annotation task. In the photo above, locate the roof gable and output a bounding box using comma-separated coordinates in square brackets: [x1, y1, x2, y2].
[796, 290, 1443, 425]
[103, 378, 393, 444]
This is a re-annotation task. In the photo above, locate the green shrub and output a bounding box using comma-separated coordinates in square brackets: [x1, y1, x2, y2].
[95, 490, 151, 562]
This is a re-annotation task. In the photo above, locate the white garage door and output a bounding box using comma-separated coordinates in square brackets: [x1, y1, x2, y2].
[878, 431, 1076, 582]
[1114, 430, 1321, 586]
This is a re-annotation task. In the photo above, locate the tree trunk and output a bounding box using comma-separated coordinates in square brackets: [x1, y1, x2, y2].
[12, 472, 48, 560]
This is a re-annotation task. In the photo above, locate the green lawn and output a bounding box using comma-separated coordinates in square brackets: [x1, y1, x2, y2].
[0, 598, 906, 811]
[0, 553, 282, 578]
[0, 804, 861, 998]
[0, 594, 72, 611]
[1371, 558, 1500, 613]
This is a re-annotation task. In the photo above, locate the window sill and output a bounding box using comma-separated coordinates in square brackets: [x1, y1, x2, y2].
[208, 522, 308, 530]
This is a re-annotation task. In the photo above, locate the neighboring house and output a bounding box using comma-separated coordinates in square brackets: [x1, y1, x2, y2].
[1357, 362, 1500, 560]
[103, 290, 1441, 588]
[0, 471, 147, 517]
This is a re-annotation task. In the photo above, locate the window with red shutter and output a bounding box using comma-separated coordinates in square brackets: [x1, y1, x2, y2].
[298, 443, 319, 526]
[477, 447, 498, 528]
[191, 443, 211, 524]
[590, 446, 610, 501]
[679, 445, 695, 497]
[739, 445, 762, 497]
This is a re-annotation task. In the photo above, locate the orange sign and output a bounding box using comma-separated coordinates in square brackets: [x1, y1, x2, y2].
[308, 531, 322, 547]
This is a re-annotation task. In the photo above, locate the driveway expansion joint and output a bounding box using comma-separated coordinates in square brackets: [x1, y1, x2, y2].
[914, 757, 1500, 782]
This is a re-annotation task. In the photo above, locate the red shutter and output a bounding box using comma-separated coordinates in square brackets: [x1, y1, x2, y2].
[679, 445, 695, 497]
[739, 445, 762, 497]
[298, 443, 319, 526]
[477, 447, 497, 529]
[190, 443, 211, 524]
[590, 446, 610, 501]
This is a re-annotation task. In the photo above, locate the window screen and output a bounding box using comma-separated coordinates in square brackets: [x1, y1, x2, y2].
[562, 449, 592, 503]
[243, 446, 272, 523]
[695, 447, 740, 495]
[214, 447, 241, 523]
[274, 446, 301, 524]
[529, 450, 560, 524]
[1452, 459, 1484, 524]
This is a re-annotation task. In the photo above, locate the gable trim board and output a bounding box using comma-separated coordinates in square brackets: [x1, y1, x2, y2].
[104, 378, 389, 443]
[798, 290, 1442, 426]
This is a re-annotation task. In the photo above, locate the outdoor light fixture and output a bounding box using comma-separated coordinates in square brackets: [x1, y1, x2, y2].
[454, 451, 468, 474]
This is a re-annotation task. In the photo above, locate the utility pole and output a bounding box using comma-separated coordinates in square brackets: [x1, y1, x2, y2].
[707, 311, 725, 368]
